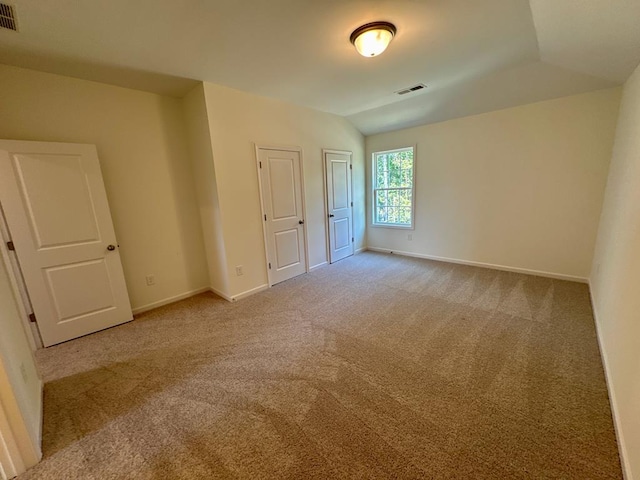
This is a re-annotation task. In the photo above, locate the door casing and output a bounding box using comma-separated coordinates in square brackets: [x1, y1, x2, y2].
[0, 355, 40, 478]
[0, 216, 41, 350]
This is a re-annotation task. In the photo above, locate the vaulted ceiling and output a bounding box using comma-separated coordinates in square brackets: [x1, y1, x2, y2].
[1, 0, 639, 135]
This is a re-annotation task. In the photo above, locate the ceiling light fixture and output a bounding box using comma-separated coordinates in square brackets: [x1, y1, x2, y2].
[350, 21, 396, 58]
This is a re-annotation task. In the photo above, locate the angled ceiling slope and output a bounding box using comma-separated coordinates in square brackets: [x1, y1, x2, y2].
[0, 0, 638, 135]
[530, 0, 640, 84]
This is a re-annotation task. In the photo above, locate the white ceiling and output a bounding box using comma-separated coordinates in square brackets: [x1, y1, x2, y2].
[530, 0, 640, 84]
[0, 0, 638, 135]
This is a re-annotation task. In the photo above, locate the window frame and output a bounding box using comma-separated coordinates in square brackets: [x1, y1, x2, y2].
[371, 145, 416, 230]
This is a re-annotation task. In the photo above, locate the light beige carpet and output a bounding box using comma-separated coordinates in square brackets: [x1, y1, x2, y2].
[21, 252, 621, 479]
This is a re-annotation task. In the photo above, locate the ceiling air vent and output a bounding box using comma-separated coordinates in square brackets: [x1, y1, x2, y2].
[396, 83, 427, 95]
[0, 3, 17, 32]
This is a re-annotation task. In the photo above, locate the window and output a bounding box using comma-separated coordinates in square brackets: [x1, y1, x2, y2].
[372, 146, 415, 228]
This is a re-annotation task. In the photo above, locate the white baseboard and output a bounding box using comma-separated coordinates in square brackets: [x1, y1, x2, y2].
[132, 283, 271, 311]
[36, 378, 43, 458]
[224, 284, 269, 302]
[309, 261, 328, 271]
[131, 287, 210, 315]
[209, 286, 233, 302]
[366, 247, 588, 283]
[355, 247, 367, 254]
[589, 286, 632, 480]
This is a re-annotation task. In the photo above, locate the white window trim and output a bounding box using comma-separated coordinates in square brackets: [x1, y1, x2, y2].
[371, 146, 416, 230]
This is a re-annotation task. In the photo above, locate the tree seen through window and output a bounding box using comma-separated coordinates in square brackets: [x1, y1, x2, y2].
[373, 147, 414, 227]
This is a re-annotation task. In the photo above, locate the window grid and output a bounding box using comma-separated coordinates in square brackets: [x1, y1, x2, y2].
[372, 147, 414, 227]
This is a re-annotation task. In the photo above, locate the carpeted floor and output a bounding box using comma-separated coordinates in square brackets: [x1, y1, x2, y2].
[21, 252, 622, 479]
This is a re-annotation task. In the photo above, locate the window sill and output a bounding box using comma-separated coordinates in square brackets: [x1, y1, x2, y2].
[370, 223, 414, 230]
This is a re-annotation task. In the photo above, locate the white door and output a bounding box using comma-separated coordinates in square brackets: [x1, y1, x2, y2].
[324, 150, 354, 263]
[257, 147, 307, 285]
[0, 140, 132, 347]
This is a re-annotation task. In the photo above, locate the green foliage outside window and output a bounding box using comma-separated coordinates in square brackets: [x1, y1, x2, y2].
[373, 147, 414, 226]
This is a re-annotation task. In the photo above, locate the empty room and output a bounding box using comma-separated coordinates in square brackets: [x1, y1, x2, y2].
[0, 0, 639, 479]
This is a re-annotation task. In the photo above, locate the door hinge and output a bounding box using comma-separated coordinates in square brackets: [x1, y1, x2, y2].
[28, 313, 37, 323]
[6, 241, 15, 251]
[259, 161, 262, 168]
[352, 237, 354, 243]
[350, 164, 352, 170]
[264, 214, 267, 221]
[350, 201, 353, 207]
[268, 263, 271, 270]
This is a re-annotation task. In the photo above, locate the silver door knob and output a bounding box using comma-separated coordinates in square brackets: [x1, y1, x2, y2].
[107, 244, 116, 251]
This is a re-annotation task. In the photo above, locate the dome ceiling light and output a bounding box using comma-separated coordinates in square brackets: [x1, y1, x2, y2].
[350, 21, 397, 58]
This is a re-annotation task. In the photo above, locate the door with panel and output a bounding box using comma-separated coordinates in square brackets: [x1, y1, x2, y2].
[324, 150, 354, 263]
[257, 147, 307, 285]
[0, 140, 133, 347]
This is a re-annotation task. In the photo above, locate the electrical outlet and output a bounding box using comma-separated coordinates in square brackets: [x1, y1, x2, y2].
[235, 265, 244, 276]
[407, 234, 413, 241]
[145, 275, 155, 286]
[20, 362, 28, 383]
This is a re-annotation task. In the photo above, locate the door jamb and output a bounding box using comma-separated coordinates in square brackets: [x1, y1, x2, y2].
[254, 144, 309, 287]
[322, 149, 354, 264]
[0, 385, 23, 480]
[0, 207, 41, 350]
[0, 355, 41, 478]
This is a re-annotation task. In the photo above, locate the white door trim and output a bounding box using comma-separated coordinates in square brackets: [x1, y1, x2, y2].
[322, 149, 354, 264]
[0, 393, 22, 480]
[0, 220, 40, 351]
[0, 356, 40, 478]
[254, 144, 309, 287]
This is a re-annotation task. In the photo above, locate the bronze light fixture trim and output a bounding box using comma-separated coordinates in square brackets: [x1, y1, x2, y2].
[350, 21, 397, 57]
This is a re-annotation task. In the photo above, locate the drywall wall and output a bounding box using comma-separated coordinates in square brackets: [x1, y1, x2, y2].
[182, 84, 229, 297]
[366, 88, 621, 280]
[590, 63, 640, 480]
[202, 83, 365, 298]
[0, 257, 41, 470]
[0, 64, 209, 311]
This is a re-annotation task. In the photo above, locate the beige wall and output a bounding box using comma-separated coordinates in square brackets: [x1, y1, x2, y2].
[0, 257, 41, 471]
[590, 63, 640, 480]
[183, 85, 229, 296]
[366, 88, 621, 280]
[0, 65, 209, 312]
[202, 83, 365, 298]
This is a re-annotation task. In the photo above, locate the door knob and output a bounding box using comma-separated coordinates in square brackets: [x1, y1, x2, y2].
[107, 244, 116, 251]
[329, 214, 335, 218]
[298, 220, 304, 225]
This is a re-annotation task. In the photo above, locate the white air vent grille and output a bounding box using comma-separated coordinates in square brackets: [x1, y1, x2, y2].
[0, 3, 17, 31]
[396, 84, 427, 95]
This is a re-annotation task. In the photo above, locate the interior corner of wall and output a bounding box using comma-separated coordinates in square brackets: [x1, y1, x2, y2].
[183, 80, 203, 100]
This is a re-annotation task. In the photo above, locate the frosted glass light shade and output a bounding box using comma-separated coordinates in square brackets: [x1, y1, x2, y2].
[350, 22, 396, 58]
